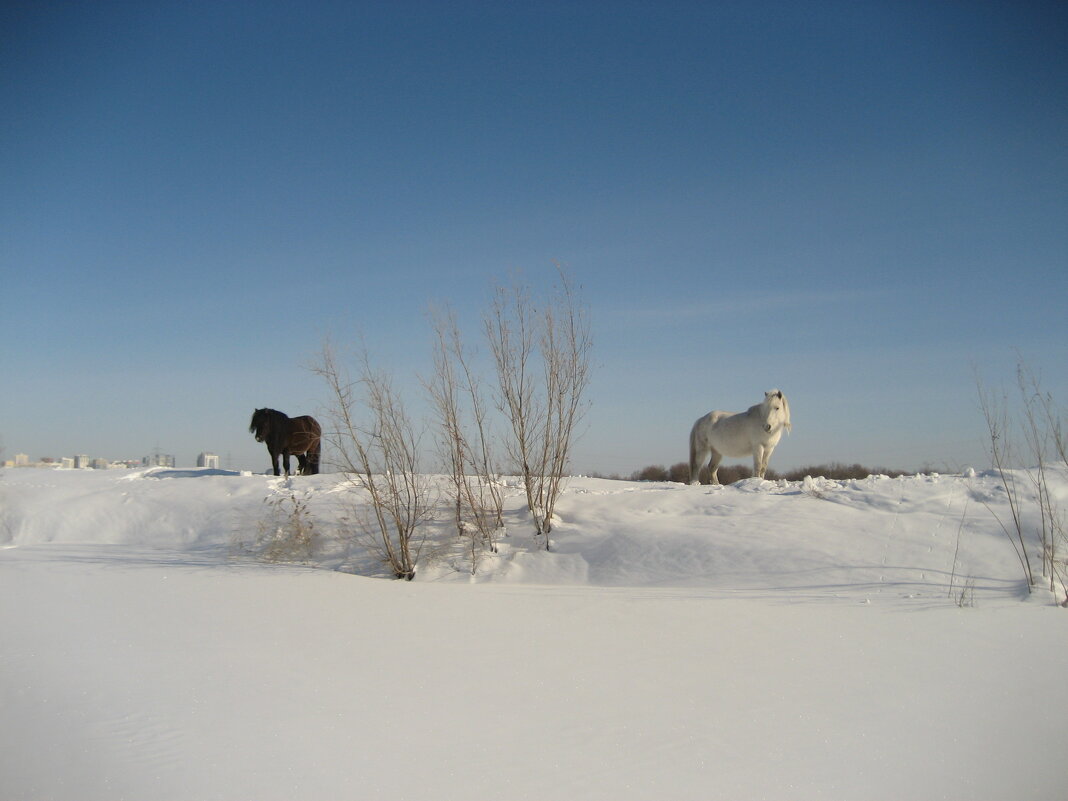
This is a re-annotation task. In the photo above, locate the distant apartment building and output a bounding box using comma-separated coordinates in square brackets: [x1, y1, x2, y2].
[60, 457, 75, 469]
[197, 452, 220, 469]
[73, 454, 91, 469]
[143, 453, 176, 468]
[91, 458, 111, 470]
[14, 453, 29, 466]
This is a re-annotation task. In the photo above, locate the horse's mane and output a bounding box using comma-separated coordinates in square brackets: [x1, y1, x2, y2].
[249, 407, 288, 436]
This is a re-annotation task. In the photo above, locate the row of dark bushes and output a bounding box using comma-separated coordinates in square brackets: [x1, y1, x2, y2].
[619, 462, 915, 484]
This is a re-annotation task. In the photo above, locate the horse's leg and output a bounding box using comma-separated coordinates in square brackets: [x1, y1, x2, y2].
[689, 443, 706, 486]
[309, 441, 321, 475]
[709, 449, 723, 485]
[268, 448, 281, 476]
[760, 445, 775, 478]
[297, 453, 308, 476]
[282, 452, 292, 477]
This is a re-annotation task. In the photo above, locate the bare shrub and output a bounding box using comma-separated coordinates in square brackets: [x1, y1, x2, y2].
[668, 462, 690, 484]
[426, 306, 504, 574]
[777, 463, 912, 481]
[973, 357, 1068, 602]
[976, 368, 1035, 591]
[1014, 360, 1067, 600]
[631, 465, 669, 482]
[717, 465, 759, 483]
[313, 343, 434, 580]
[632, 463, 753, 484]
[633, 462, 699, 484]
[234, 486, 319, 564]
[485, 268, 592, 546]
[629, 461, 919, 485]
[948, 495, 972, 602]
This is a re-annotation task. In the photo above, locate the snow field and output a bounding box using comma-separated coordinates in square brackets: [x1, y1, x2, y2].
[1, 467, 1065, 800]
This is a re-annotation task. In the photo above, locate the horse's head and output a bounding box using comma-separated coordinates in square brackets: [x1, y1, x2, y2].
[249, 408, 270, 442]
[762, 390, 792, 434]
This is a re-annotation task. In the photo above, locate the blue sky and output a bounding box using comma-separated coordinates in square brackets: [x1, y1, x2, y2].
[2, 1, 1066, 474]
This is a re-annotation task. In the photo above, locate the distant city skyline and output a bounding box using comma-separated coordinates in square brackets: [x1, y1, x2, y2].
[2, 450, 224, 470]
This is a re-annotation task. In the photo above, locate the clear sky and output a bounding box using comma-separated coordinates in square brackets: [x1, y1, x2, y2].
[3, 1, 1066, 475]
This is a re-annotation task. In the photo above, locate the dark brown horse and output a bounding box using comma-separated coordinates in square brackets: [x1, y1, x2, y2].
[249, 408, 322, 476]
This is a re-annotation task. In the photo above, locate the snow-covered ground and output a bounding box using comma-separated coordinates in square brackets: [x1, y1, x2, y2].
[2, 466, 1065, 800]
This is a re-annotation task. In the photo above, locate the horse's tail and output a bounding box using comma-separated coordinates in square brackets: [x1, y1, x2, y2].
[688, 417, 705, 484]
[308, 418, 322, 475]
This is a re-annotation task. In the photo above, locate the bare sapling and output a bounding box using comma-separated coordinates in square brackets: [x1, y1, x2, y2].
[948, 495, 971, 602]
[486, 280, 543, 534]
[537, 272, 593, 537]
[426, 306, 504, 573]
[485, 269, 592, 546]
[976, 373, 1034, 590]
[1016, 360, 1068, 601]
[313, 342, 433, 580]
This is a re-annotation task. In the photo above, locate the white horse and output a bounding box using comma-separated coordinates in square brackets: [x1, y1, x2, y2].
[689, 390, 792, 485]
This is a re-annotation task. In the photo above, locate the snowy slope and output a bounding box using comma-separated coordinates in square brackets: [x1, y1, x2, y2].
[1, 467, 1065, 800]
